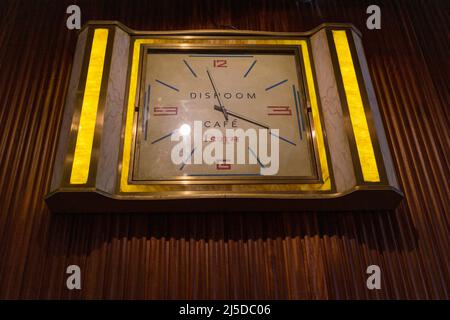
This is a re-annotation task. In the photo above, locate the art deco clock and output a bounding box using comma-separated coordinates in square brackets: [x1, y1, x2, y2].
[46, 21, 403, 212]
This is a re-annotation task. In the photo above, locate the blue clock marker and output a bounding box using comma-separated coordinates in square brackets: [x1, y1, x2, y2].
[265, 79, 288, 91]
[249, 147, 266, 168]
[155, 79, 179, 92]
[183, 59, 197, 78]
[180, 147, 196, 170]
[243, 60, 257, 78]
[293, 85, 304, 140]
[269, 131, 296, 146]
[151, 130, 175, 144]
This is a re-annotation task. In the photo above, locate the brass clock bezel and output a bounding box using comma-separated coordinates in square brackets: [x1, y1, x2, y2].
[128, 44, 322, 185]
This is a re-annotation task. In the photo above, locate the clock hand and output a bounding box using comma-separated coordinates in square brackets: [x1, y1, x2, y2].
[206, 69, 229, 121]
[213, 105, 296, 146]
[213, 105, 269, 129]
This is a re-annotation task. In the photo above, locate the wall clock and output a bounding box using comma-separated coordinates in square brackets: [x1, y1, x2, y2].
[46, 21, 403, 212]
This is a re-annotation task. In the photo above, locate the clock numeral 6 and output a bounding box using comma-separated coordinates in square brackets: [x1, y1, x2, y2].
[267, 106, 292, 116]
[154, 106, 178, 116]
[213, 59, 227, 68]
[216, 161, 231, 170]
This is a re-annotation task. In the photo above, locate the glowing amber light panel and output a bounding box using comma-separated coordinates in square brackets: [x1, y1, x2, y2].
[332, 30, 380, 182]
[70, 29, 108, 184]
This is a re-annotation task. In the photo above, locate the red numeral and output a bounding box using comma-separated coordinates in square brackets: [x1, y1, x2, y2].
[216, 160, 231, 170]
[213, 59, 227, 68]
[267, 106, 292, 116]
[154, 106, 178, 116]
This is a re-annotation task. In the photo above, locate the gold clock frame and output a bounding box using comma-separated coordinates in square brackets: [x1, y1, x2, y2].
[45, 21, 403, 212]
[129, 44, 322, 185]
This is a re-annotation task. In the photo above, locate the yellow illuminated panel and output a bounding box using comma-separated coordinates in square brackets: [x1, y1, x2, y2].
[120, 38, 330, 192]
[332, 30, 380, 182]
[70, 29, 109, 184]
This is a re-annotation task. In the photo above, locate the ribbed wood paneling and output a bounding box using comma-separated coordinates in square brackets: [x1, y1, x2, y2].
[0, 0, 448, 299]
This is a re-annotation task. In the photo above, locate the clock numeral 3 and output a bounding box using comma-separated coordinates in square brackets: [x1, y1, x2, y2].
[213, 59, 227, 68]
[154, 106, 178, 116]
[267, 106, 292, 116]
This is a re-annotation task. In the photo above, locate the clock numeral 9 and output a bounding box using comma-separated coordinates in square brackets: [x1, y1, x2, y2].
[267, 106, 292, 116]
[213, 59, 227, 68]
[154, 106, 178, 116]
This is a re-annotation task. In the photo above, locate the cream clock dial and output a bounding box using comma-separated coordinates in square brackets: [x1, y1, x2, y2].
[131, 47, 319, 183]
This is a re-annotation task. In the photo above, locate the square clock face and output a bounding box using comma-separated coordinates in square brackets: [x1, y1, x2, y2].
[130, 46, 320, 184]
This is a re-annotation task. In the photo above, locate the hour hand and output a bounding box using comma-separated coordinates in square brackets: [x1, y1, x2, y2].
[206, 69, 228, 121]
[214, 104, 229, 121]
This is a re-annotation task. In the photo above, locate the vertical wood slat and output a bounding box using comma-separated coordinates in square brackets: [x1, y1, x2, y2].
[0, 0, 448, 299]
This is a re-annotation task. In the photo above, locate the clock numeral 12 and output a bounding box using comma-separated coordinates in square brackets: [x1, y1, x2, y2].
[267, 106, 292, 116]
[213, 59, 227, 68]
[154, 106, 178, 116]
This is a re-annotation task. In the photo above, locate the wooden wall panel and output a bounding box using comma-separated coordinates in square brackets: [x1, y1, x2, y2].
[0, 0, 448, 299]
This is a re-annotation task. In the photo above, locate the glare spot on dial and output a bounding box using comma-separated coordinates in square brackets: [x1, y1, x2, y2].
[179, 124, 191, 136]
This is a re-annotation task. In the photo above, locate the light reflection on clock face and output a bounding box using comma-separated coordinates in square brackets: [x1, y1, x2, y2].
[131, 48, 318, 182]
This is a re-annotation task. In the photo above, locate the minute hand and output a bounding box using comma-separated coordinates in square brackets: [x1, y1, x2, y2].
[213, 105, 297, 146]
[213, 105, 269, 129]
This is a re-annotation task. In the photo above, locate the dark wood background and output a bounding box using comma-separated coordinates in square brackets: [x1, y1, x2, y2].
[0, 0, 448, 299]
